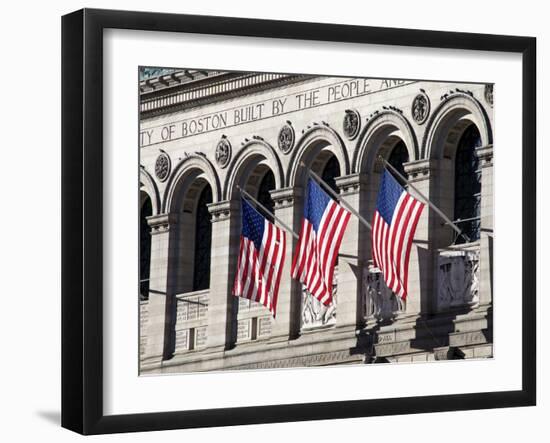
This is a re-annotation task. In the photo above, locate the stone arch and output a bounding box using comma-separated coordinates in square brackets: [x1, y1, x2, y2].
[224, 139, 284, 201]
[423, 93, 492, 160]
[162, 154, 221, 213]
[139, 167, 161, 215]
[352, 110, 418, 174]
[424, 93, 492, 249]
[287, 125, 350, 187]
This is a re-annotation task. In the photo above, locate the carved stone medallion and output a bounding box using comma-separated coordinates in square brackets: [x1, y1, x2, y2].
[411, 92, 430, 124]
[484, 84, 494, 106]
[215, 137, 231, 168]
[154, 152, 171, 182]
[278, 123, 295, 154]
[342, 109, 361, 140]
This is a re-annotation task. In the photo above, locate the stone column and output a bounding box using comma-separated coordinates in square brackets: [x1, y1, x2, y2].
[269, 187, 303, 341]
[404, 159, 437, 317]
[476, 145, 494, 307]
[142, 213, 179, 367]
[205, 200, 240, 351]
[334, 174, 367, 331]
[372, 160, 438, 360]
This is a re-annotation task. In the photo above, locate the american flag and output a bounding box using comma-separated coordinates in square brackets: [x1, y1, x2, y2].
[372, 170, 425, 300]
[291, 179, 351, 306]
[232, 197, 286, 317]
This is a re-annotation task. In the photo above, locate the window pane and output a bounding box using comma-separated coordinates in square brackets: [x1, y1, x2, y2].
[454, 125, 482, 244]
[257, 170, 275, 222]
[321, 155, 341, 193]
[387, 140, 409, 186]
[193, 185, 213, 291]
[140, 197, 152, 300]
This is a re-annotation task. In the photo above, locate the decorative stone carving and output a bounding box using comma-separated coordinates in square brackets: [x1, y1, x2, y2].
[147, 213, 178, 234]
[362, 265, 404, 321]
[301, 269, 337, 329]
[437, 249, 480, 311]
[411, 92, 430, 124]
[154, 152, 171, 182]
[271, 187, 302, 210]
[215, 136, 231, 168]
[277, 122, 295, 154]
[342, 109, 360, 140]
[207, 200, 236, 222]
[484, 84, 494, 106]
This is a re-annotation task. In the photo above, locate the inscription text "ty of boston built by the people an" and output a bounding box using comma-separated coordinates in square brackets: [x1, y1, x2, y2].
[140, 78, 412, 147]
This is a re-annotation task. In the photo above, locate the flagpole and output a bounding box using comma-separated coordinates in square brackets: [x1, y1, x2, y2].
[306, 167, 373, 230]
[379, 156, 470, 243]
[237, 186, 300, 240]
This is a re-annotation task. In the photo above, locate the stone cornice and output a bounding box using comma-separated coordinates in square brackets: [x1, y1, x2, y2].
[140, 72, 312, 119]
[476, 144, 494, 168]
[404, 159, 434, 182]
[207, 200, 238, 222]
[271, 187, 302, 209]
[335, 173, 367, 195]
[139, 69, 225, 94]
[147, 213, 179, 233]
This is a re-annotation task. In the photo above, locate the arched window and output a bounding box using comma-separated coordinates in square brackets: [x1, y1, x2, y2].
[140, 196, 152, 300]
[193, 184, 213, 291]
[454, 124, 482, 244]
[387, 140, 409, 186]
[321, 155, 341, 193]
[257, 170, 275, 222]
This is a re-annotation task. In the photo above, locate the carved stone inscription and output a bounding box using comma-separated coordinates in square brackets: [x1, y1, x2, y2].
[139, 301, 149, 356]
[195, 326, 208, 348]
[176, 294, 208, 323]
[140, 78, 414, 146]
[175, 329, 189, 351]
[437, 250, 480, 311]
[237, 319, 251, 341]
[258, 316, 272, 337]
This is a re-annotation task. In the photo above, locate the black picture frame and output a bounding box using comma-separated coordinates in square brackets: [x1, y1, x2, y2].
[61, 8, 536, 435]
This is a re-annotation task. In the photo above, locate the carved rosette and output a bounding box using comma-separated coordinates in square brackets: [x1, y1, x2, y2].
[411, 92, 430, 124]
[301, 268, 337, 329]
[215, 136, 231, 168]
[277, 123, 295, 154]
[342, 109, 360, 140]
[154, 152, 171, 182]
[484, 84, 494, 107]
[437, 249, 480, 311]
[362, 265, 404, 321]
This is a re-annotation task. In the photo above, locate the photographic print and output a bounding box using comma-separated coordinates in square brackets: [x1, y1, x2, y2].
[138, 68, 494, 375]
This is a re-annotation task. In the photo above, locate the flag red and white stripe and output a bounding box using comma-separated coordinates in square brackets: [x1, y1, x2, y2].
[372, 170, 424, 300]
[291, 179, 351, 306]
[233, 198, 286, 316]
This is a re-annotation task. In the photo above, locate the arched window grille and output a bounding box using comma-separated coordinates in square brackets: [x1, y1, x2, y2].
[193, 184, 213, 291]
[321, 155, 341, 193]
[139, 197, 152, 300]
[454, 124, 482, 244]
[257, 170, 275, 222]
[387, 140, 409, 186]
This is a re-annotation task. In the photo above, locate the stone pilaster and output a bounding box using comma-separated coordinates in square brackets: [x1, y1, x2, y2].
[206, 200, 240, 351]
[404, 159, 437, 316]
[142, 213, 179, 366]
[476, 145, 494, 307]
[334, 173, 367, 330]
[269, 187, 303, 341]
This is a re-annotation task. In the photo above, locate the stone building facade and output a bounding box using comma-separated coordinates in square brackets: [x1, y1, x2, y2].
[138, 69, 494, 374]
